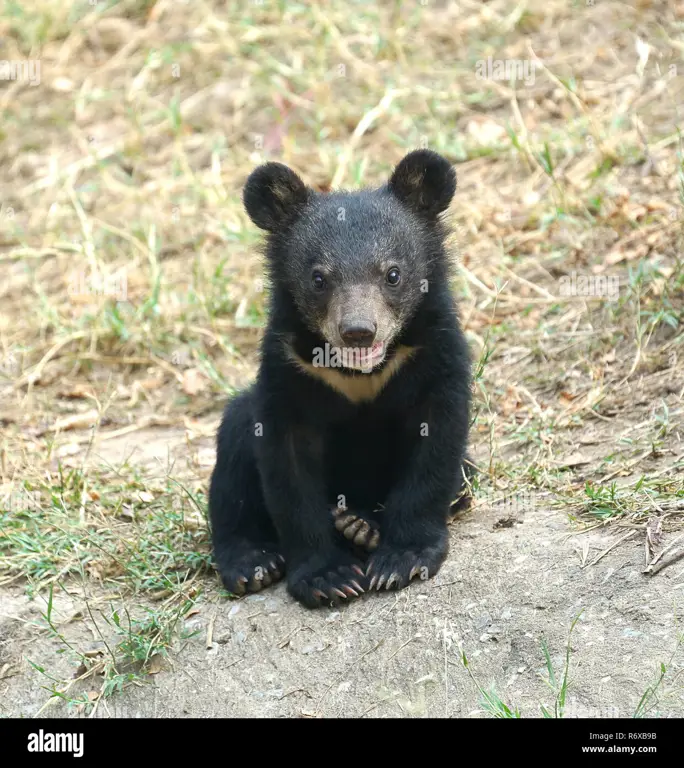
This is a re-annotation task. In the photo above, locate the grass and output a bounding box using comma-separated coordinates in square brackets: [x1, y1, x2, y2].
[540, 612, 583, 719]
[634, 629, 684, 718]
[459, 648, 522, 718]
[1, 468, 211, 595]
[0, 463, 210, 710]
[461, 611, 683, 718]
[554, 474, 684, 524]
[28, 584, 199, 714]
[0, 0, 683, 715]
[457, 613, 582, 719]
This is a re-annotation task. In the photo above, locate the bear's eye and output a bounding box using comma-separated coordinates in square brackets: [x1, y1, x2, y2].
[386, 267, 401, 286]
[311, 271, 327, 291]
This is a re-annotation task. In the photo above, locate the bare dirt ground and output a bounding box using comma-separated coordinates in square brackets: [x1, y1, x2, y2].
[1, 0, 683, 717]
[2, 484, 683, 718]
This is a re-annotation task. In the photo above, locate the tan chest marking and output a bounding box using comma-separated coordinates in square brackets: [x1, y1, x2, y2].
[287, 344, 417, 404]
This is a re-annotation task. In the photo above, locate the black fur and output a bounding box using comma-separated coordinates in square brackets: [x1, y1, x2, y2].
[209, 150, 471, 608]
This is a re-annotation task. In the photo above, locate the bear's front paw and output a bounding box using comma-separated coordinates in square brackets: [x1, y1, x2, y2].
[331, 507, 380, 551]
[287, 552, 369, 609]
[366, 543, 447, 591]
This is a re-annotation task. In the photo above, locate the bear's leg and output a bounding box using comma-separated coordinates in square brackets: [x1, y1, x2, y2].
[209, 390, 284, 595]
[366, 383, 470, 591]
[254, 418, 370, 608]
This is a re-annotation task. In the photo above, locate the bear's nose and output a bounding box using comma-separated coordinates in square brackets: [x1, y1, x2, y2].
[339, 320, 377, 347]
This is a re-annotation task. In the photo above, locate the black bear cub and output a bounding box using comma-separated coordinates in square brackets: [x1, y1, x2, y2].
[210, 150, 471, 608]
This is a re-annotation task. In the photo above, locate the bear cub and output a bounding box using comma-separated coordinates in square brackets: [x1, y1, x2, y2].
[209, 150, 471, 609]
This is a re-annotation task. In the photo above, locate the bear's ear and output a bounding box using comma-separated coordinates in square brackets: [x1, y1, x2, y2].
[388, 150, 456, 219]
[243, 162, 310, 232]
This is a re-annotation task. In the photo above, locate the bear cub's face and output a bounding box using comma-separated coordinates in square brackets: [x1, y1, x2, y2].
[243, 150, 456, 372]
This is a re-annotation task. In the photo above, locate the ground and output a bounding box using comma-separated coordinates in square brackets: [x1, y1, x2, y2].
[1, 0, 683, 717]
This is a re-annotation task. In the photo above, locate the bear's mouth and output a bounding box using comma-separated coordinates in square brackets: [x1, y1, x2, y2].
[342, 341, 386, 373]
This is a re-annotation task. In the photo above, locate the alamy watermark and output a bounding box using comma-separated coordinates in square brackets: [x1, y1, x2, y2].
[476, 57, 540, 86]
[0, 60, 41, 87]
[312, 343, 382, 373]
[68, 269, 128, 302]
[482, 488, 537, 517]
[27, 730, 83, 758]
[1, 489, 41, 513]
[559, 272, 620, 301]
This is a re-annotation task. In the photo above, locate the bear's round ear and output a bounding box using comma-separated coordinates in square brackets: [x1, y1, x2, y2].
[388, 150, 456, 219]
[243, 162, 309, 232]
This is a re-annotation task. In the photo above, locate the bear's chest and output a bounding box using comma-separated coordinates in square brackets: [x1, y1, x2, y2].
[322, 415, 405, 506]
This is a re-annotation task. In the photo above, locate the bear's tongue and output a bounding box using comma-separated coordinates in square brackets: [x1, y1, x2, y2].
[357, 342, 384, 368]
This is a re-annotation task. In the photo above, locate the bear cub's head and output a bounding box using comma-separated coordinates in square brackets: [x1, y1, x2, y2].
[243, 150, 456, 372]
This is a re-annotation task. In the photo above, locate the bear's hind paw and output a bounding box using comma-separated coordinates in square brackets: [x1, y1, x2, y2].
[217, 547, 285, 596]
